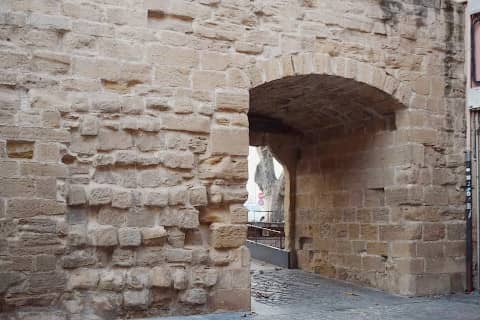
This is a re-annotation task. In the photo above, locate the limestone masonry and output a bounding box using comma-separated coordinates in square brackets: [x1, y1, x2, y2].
[0, 0, 468, 319]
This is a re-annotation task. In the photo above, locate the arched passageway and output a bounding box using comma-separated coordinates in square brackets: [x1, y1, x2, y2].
[249, 73, 406, 291]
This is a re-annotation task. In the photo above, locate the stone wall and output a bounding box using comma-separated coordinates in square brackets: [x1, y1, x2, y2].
[295, 118, 466, 295]
[0, 0, 467, 318]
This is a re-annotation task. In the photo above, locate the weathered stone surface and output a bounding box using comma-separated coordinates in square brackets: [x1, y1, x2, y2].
[142, 226, 167, 246]
[112, 248, 135, 267]
[118, 227, 142, 247]
[161, 151, 194, 169]
[191, 267, 218, 287]
[166, 248, 192, 263]
[168, 186, 188, 206]
[67, 185, 87, 206]
[0, 272, 25, 293]
[136, 247, 164, 267]
[87, 186, 112, 205]
[143, 189, 168, 207]
[88, 226, 118, 247]
[0, 0, 468, 317]
[210, 127, 249, 156]
[189, 185, 208, 207]
[80, 115, 99, 136]
[151, 266, 172, 288]
[167, 227, 185, 248]
[215, 90, 249, 112]
[98, 129, 133, 151]
[97, 207, 127, 227]
[111, 189, 133, 209]
[35, 254, 57, 272]
[124, 290, 150, 309]
[162, 114, 210, 133]
[7, 140, 34, 158]
[230, 204, 248, 224]
[172, 268, 188, 290]
[210, 223, 247, 249]
[62, 249, 97, 269]
[127, 268, 151, 289]
[99, 270, 125, 291]
[380, 225, 422, 241]
[158, 207, 199, 229]
[68, 268, 99, 290]
[180, 288, 207, 305]
[6, 198, 66, 218]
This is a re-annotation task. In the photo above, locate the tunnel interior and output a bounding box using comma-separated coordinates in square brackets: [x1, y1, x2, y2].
[248, 74, 406, 288]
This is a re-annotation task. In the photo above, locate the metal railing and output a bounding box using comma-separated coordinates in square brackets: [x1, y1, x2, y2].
[249, 210, 284, 223]
[247, 223, 285, 249]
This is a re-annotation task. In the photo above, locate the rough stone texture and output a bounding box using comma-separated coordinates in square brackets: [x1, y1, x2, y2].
[0, 0, 467, 319]
[211, 223, 248, 249]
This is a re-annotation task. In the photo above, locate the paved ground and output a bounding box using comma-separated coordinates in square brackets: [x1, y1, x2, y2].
[148, 260, 480, 320]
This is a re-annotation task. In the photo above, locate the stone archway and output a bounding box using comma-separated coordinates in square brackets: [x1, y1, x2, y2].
[245, 54, 422, 293]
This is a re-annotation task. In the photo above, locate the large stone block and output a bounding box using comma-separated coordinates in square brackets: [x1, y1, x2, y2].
[88, 186, 112, 205]
[112, 189, 133, 209]
[165, 248, 193, 263]
[112, 248, 135, 267]
[230, 204, 248, 224]
[20, 162, 68, 177]
[62, 249, 97, 269]
[172, 268, 188, 290]
[136, 247, 164, 267]
[423, 223, 445, 241]
[149, 45, 198, 67]
[154, 66, 191, 87]
[0, 272, 25, 294]
[191, 267, 218, 287]
[142, 226, 167, 246]
[210, 223, 247, 249]
[89, 226, 118, 247]
[168, 186, 188, 205]
[158, 207, 199, 229]
[98, 207, 127, 227]
[192, 70, 226, 90]
[167, 227, 185, 248]
[210, 288, 250, 311]
[35, 254, 57, 272]
[135, 133, 165, 152]
[68, 268, 99, 290]
[67, 185, 87, 206]
[161, 151, 194, 169]
[189, 185, 208, 207]
[151, 266, 172, 288]
[0, 177, 35, 197]
[124, 290, 150, 310]
[80, 115, 99, 136]
[28, 13, 71, 31]
[143, 190, 169, 207]
[6, 140, 34, 159]
[97, 129, 133, 151]
[180, 288, 207, 305]
[385, 186, 423, 206]
[118, 228, 142, 247]
[99, 270, 125, 292]
[6, 198, 66, 218]
[210, 127, 248, 156]
[379, 224, 422, 241]
[162, 114, 210, 133]
[215, 90, 249, 112]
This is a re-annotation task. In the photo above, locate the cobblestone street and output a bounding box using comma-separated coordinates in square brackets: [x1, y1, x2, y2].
[151, 260, 480, 320]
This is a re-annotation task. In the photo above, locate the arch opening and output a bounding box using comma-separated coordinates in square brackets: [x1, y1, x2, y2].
[248, 73, 407, 290]
[249, 74, 404, 137]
